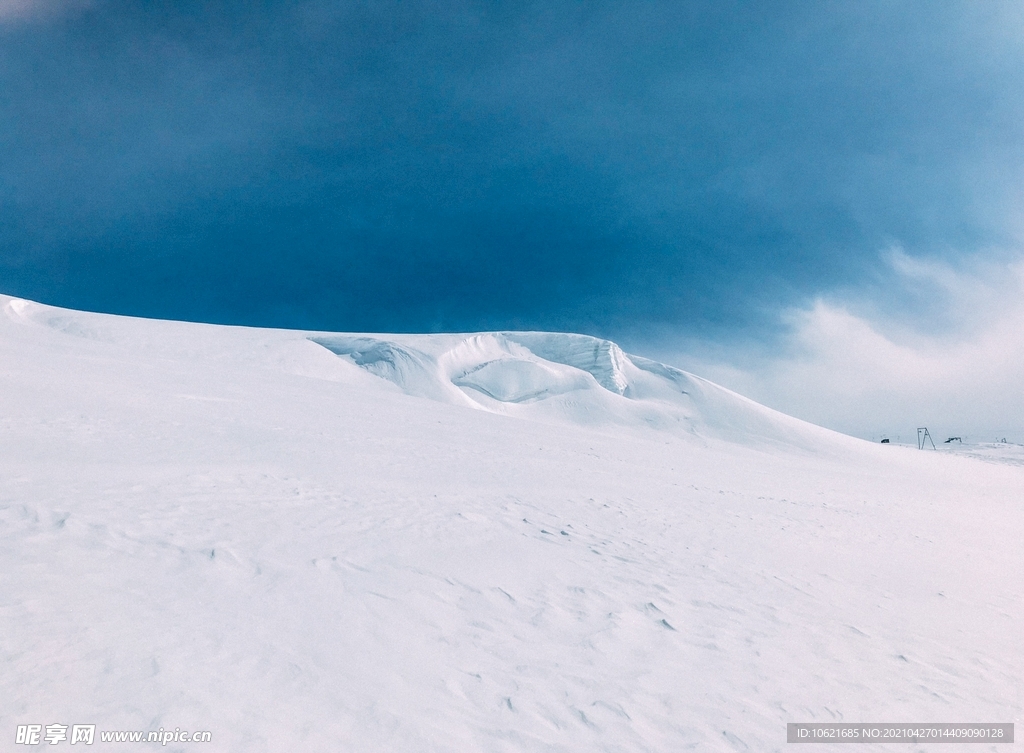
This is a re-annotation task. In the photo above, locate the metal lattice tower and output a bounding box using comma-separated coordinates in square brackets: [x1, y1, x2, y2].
[917, 427, 936, 450]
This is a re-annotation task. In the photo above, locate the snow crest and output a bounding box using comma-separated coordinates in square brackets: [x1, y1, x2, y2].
[310, 331, 840, 449]
[311, 332, 654, 408]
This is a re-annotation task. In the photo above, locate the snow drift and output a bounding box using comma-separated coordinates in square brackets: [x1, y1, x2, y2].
[310, 331, 847, 451]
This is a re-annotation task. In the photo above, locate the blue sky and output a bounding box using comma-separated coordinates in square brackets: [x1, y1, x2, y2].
[2, 1, 1023, 438]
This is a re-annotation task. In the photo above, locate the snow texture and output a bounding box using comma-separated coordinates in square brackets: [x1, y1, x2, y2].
[1, 295, 1020, 752]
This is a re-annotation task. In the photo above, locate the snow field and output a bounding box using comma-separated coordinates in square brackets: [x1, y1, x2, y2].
[1, 296, 1020, 752]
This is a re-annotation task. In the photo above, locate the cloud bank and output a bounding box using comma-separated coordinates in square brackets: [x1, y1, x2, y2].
[679, 251, 1024, 442]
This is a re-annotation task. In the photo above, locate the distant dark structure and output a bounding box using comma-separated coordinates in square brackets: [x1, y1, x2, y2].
[880, 438, 890, 443]
[917, 427, 936, 450]
[944, 437, 961, 443]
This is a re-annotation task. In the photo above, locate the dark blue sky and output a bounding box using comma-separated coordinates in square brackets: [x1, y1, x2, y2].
[2, 1, 1023, 343]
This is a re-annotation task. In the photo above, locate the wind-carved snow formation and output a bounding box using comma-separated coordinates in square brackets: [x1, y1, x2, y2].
[309, 332, 627, 403]
[310, 331, 830, 449]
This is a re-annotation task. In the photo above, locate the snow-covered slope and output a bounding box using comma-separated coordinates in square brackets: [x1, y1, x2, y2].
[2, 296, 1020, 752]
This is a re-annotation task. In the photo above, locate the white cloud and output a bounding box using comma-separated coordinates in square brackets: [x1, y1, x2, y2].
[677, 252, 1024, 443]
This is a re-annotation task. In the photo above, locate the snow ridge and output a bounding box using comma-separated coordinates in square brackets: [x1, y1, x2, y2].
[310, 331, 846, 450]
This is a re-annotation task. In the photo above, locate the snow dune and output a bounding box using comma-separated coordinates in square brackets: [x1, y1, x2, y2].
[310, 331, 847, 451]
[1, 296, 1020, 752]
